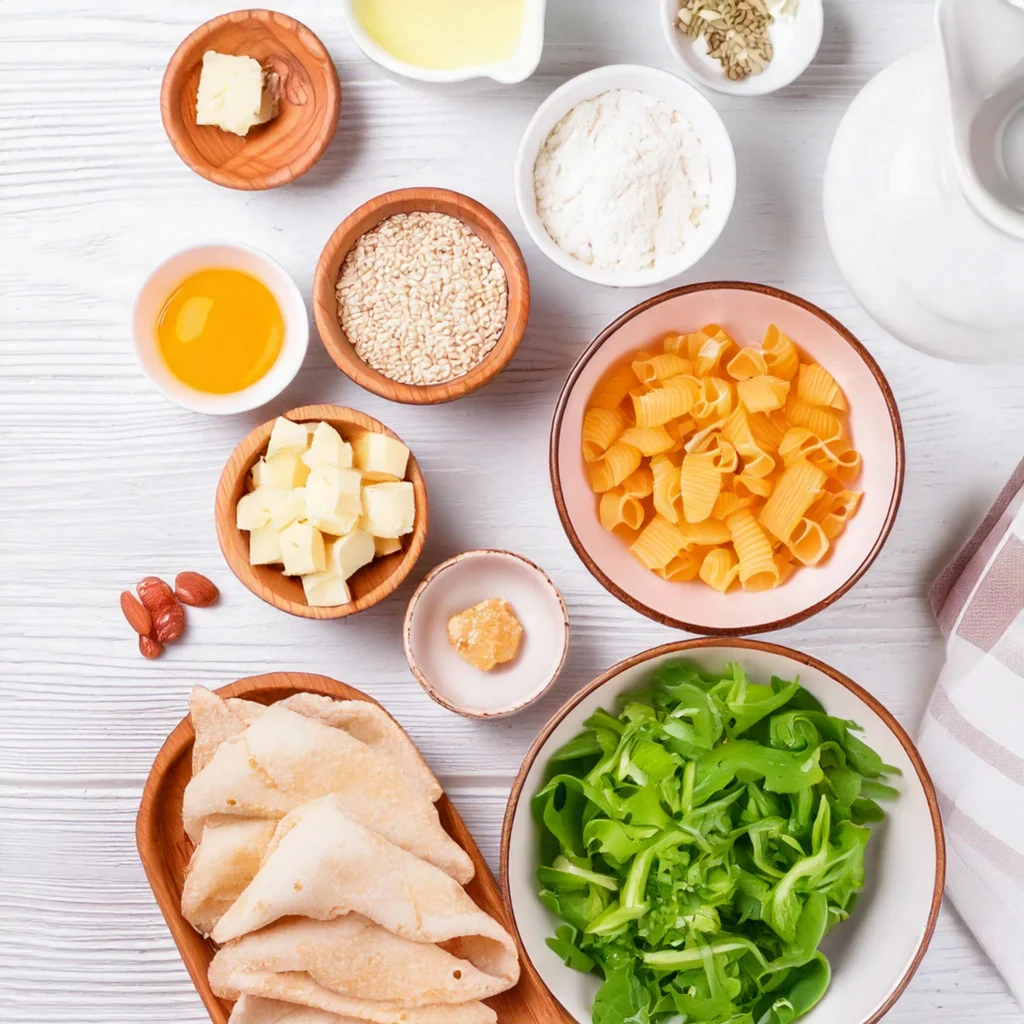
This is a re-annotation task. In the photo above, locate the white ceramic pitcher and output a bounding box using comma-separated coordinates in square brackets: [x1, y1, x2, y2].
[823, 0, 1024, 362]
[938, 0, 1024, 241]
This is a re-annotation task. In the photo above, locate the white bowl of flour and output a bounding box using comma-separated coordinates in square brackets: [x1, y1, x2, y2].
[514, 64, 736, 287]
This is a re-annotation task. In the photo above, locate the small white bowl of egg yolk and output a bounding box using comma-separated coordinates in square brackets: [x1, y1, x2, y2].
[132, 243, 309, 415]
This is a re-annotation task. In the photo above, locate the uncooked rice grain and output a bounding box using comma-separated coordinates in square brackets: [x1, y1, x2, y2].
[336, 211, 509, 386]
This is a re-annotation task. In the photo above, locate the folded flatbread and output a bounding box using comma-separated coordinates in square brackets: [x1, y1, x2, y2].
[275, 693, 441, 802]
[183, 705, 472, 883]
[226, 984, 496, 1024]
[210, 915, 509, 1008]
[212, 797, 517, 987]
[190, 687, 264, 774]
[181, 817, 277, 936]
[189, 687, 441, 801]
[227, 995, 361, 1024]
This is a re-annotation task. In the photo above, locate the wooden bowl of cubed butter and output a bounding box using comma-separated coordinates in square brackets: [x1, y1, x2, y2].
[215, 404, 428, 618]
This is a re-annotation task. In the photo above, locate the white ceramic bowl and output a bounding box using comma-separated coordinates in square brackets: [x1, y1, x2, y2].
[661, 0, 824, 96]
[339, 0, 547, 86]
[403, 550, 569, 719]
[132, 244, 309, 415]
[502, 639, 944, 1024]
[514, 65, 736, 288]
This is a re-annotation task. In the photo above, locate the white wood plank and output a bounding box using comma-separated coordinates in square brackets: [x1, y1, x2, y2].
[0, 0, 1020, 1019]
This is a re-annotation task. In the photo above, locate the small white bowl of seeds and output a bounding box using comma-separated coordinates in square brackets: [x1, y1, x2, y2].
[661, 0, 823, 96]
[313, 188, 531, 405]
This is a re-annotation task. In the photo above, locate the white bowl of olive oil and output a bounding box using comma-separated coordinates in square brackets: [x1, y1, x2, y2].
[132, 244, 309, 416]
[340, 0, 547, 86]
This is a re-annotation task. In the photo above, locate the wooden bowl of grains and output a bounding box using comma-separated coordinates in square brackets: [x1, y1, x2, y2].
[313, 187, 531, 405]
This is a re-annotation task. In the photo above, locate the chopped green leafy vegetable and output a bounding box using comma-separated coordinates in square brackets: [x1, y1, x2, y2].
[533, 660, 897, 1024]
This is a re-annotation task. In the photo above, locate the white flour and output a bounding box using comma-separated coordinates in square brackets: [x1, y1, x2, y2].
[533, 89, 712, 273]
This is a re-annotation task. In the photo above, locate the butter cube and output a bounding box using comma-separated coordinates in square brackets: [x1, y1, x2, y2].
[254, 453, 309, 490]
[306, 466, 362, 535]
[195, 51, 278, 138]
[268, 487, 306, 530]
[316, 510, 360, 537]
[374, 536, 403, 557]
[266, 417, 309, 459]
[353, 433, 410, 482]
[280, 521, 325, 576]
[302, 422, 353, 470]
[362, 481, 415, 538]
[236, 487, 286, 531]
[326, 529, 375, 581]
[249, 525, 283, 565]
[301, 570, 352, 608]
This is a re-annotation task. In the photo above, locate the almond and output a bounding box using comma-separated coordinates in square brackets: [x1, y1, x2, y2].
[153, 602, 185, 643]
[120, 591, 152, 637]
[137, 576, 185, 644]
[136, 576, 175, 614]
[139, 635, 164, 660]
[175, 571, 219, 607]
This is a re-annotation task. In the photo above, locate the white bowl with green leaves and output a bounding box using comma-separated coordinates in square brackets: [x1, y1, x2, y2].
[501, 638, 943, 1024]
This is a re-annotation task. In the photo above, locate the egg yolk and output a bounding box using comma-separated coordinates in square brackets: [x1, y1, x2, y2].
[156, 267, 284, 394]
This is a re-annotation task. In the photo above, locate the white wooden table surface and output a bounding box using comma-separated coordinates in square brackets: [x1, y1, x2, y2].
[2, 1, 1023, 1020]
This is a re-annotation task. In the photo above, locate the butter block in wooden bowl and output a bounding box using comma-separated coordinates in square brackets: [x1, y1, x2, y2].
[161, 9, 341, 190]
[215, 404, 428, 619]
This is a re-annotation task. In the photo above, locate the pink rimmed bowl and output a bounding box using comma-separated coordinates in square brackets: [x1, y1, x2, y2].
[549, 282, 904, 636]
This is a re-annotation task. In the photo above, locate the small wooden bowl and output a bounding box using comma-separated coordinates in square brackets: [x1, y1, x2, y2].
[313, 188, 531, 405]
[214, 404, 428, 619]
[136, 672, 571, 1024]
[161, 9, 341, 191]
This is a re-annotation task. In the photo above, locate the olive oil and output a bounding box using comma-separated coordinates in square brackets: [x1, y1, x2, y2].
[352, 0, 526, 71]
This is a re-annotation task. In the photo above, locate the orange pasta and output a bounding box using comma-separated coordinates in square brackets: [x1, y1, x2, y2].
[587, 441, 642, 493]
[797, 362, 848, 411]
[631, 516, 689, 571]
[582, 324, 863, 592]
[700, 547, 740, 592]
[737, 375, 790, 414]
[680, 452, 721, 523]
[619, 424, 676, 457]
[651, 453, 682, 523]
[633, 352, 690, 383]
[582, 407, 627, 462]
[622, 464, 654, 498]
[600, 488, 646, 535]
[763, 325, 800, 380]
[759, 458, 828, 543]
[726, 347, 768, 380]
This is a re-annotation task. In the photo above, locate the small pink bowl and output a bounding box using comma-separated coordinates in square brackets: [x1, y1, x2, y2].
[550, 282, 905, 635]
[403, 550, 570, 719]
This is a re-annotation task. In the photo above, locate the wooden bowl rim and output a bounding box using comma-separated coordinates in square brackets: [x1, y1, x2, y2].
[160, 8, 341, 191]
[313, 187, 531, 405]
[401, 548, 571, 720]
[549, 280, 906, 636]
[499, 636, 946, 1024]
[214, 404, 428, 619]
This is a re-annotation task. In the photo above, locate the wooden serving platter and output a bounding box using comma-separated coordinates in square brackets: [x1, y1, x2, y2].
[136, 672, 570, 1024]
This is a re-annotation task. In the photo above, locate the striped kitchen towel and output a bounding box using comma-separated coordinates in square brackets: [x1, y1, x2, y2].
[921, 459, 1024, 1008]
